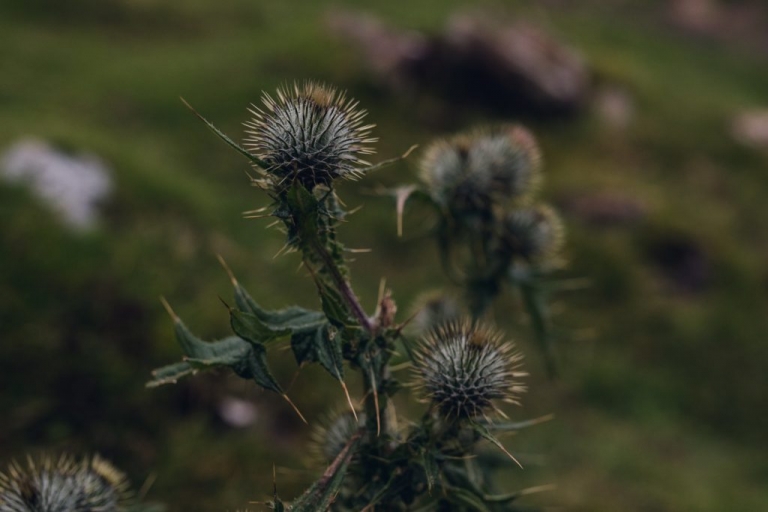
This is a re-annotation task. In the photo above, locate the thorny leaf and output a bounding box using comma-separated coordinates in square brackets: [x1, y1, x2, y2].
[470, 421, 523, 469]
[478, 414, 554, 433]
[180, 97, 270, 169]
[223, 259, 352, 412]
[147, 317, 283, 394]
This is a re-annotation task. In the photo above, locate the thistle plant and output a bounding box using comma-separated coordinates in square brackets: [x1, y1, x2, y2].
[146, 82, 561, 510]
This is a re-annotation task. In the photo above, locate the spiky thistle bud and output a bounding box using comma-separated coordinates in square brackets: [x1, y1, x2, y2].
[411, 321, 526, 420]
[244, 82, 377, 191]
[419, 125, 541, 216]
[309, 410, 364, 463]
[0, 454, 130, 512]
[502, 204, 564, 263]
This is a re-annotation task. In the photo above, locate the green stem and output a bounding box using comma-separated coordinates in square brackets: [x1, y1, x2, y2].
[520, 281, 557, 378]
[310, 238, 374, 334]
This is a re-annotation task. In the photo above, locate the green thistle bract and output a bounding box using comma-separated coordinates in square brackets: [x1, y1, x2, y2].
[244, 82, 376, 191]
[0, 455, 130, 512]
[412, 321, 527, 420]
[503, 204, 565, 263]
[419, 125, 541, 216]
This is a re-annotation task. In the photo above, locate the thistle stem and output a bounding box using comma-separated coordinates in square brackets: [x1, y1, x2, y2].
[310, 239, 374, 334]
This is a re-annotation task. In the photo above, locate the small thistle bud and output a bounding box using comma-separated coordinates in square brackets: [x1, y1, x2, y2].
[244, 82, 377, 191]
[502, 204, 565, 263]
[411, 321, 526, 420]
[419, 125, 542, 216]
[309, 410, 364, 463]
[0, 454, 130, 512]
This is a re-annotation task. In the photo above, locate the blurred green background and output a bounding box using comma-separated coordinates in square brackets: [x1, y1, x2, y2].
[1, 0, 767, 510]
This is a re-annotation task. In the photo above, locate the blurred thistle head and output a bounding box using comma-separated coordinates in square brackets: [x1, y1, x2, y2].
[0, 454, 130, 512]
[419, 125, 542, 216]
[309, 410, 363, 463]
[411, 321, 526, 420]
[408, 291, 461, 335]
[244, 82, 376, 191]
[502, 204, 565, 264]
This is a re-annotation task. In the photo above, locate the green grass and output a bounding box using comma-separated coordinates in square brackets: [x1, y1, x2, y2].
[1, 0, 767, 510]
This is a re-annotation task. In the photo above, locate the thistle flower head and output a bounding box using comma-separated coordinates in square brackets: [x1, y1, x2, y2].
[411, 321, 526, 420]
[419, 125, 541, 216]
[309, 410, 364, 463]
[244, 82, 376, 191]
[0, 454, 130, 512]
[502, 204, 565, 263]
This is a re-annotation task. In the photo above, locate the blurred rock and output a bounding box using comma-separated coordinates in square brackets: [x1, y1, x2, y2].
[669, 0, 721, 34]
[646, 234, 710, 293]
[326, 11, 430, 91]
[595, 87, 635, 130]
[327, 11, 590, 116]
[559, 192, 648, 227]
[668, 0, 768, 53]
[218, 396, 258, 428]
[1, 139, 113, 230]
[731, 110, 768, 148]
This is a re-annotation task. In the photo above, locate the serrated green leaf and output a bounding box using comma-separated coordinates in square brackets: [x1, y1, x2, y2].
[232, 277, 325, 328]
[230, 308, 292, 344]
[290, 324, 342, 378]
[226, 263, 327, 340]
[290, 431, 361, 511]
[147, 361, 197, 388]
[172, 319, 249, 364]
[315, 326, 344, 380]
[150, 317, 283, 394]
[290, 327, 320, 367]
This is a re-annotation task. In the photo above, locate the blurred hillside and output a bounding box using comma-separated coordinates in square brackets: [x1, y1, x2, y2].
[1, 0, 767, 510]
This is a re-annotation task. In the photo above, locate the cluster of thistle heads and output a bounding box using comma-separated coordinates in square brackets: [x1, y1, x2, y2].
[0, 455, 130, 512]
[419, 124, 565, 269]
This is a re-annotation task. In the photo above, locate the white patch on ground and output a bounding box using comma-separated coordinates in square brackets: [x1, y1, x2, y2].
[731, 110, 768, 148]
[1, 138, 113, 230]
[219, 396, 259, 428]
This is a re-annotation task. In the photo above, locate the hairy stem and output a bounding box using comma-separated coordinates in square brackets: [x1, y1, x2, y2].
[310, 238, 374, 334]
